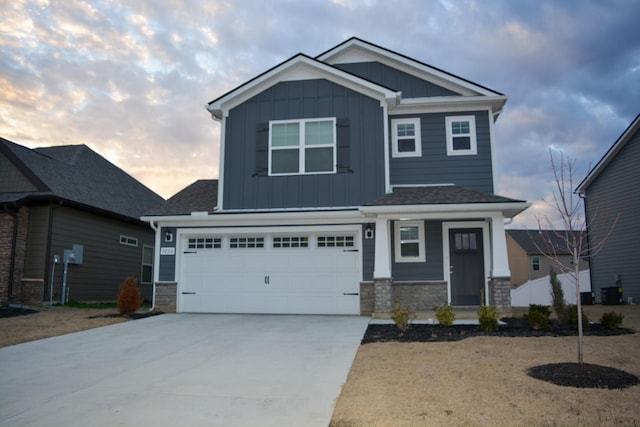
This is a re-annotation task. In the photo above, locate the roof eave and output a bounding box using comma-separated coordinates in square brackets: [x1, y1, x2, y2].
[360, 201, 531, 218]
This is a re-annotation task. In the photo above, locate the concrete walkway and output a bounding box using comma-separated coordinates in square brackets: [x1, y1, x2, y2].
[0, 314, 369, 427]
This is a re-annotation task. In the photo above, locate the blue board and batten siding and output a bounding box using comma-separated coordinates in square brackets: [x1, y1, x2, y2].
[584, 127, 640, 302]
[389, 111, 494, 193]
[334, 61, 459, 98]
[222, 79, 387, 210]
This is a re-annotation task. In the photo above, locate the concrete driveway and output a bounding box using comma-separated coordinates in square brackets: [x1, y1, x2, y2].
[0, 314, 369, 427]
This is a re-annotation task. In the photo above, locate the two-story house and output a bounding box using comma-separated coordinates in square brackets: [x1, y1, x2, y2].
[143, 38, 530, 315]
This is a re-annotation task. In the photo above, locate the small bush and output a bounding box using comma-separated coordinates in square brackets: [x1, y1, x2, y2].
[391, 300, 416, 334]
[435, 304, 455, 326]
[567, 304, 589, 330]
[528, 304, 552, 317]
[118, 277, 142, 315]
[477, 305, 499, 332]
[599, 312, 624, 329]
[525, 309, 551, 331]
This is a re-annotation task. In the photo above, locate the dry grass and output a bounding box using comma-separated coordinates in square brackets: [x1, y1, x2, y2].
[331, 305, 640, 427]
[0, 306, 127, 348]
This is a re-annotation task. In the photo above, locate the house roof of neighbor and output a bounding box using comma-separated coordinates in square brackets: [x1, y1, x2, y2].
[145, 180, 218, 216]
[506, 229, 579, 256]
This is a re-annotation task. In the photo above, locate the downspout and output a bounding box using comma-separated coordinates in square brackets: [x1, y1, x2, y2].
[148, 220, 158, 311]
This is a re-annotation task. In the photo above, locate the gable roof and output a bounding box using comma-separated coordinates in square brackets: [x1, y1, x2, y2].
[317, 37, 503, 97]
[506, 229, 577, 256]
[0, 138, 164, 221]
[145, 180, 218, 216]
[206, 53, 399, 120]
[576, 113, 640, 193]
[206, 38, 507, 120]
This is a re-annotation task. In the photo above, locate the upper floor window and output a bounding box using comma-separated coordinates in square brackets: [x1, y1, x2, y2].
[532, 256, 540, 271]
[269, 118, 336, 175]
[394, 221, 426, 263]
[445, 115, 477, 156]
[391, 118, 421, 158]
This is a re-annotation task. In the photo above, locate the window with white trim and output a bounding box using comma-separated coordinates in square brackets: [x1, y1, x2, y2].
[391, 118, 421, 157]
[141, 246, 153, 284]
[394, 221, 426, 263]
[120, 235, 138, 247]
[445, 115, 477, 155]
[269, 118, 336, 175]
[188, 237, 221, 249]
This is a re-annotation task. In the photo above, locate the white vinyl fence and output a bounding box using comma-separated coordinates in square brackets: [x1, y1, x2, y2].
[511, 270, 591, 307]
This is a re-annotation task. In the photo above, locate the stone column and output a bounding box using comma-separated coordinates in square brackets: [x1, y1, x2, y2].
[374, 278, 393, 314]
[154, 282, 177, 313]
[489, 277, 512, 313]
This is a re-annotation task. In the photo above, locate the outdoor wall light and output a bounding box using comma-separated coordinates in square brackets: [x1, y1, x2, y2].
[365, 224, 374, 239]
[164, 230, 173, 242]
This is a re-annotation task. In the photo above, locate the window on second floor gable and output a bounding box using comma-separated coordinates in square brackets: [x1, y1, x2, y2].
[269, 118, 336, 175]
[391, 118, 422, 158]
[445, 115, 477, 156]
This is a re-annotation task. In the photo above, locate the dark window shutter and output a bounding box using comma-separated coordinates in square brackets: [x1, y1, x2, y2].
[254, 122, 269, 177]
[336, 118, 352, 173]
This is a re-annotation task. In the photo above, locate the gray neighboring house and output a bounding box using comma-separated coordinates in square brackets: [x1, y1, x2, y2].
[576, 114, 640, 304]
[1, 138, 164, 305]
[143, 38, 530, 315]
[506, 229, 589, 288]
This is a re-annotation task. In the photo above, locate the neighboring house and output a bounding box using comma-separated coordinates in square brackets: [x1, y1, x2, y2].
[506, 229, 589, 288]
[0, 138, 164, 305]
[142, 38, 530, 315]
[576, 114, 640, 304]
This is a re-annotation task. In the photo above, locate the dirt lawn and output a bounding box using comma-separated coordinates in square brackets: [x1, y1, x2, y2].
[331, 305, 640, 427]
[2, 305, 638, 426]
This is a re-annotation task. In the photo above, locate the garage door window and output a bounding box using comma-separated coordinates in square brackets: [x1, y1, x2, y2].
[188, 237, 221, 249]
[317, 236, 354, 248]
[273, 236, 309, 248]
[230, 237, 265, 248]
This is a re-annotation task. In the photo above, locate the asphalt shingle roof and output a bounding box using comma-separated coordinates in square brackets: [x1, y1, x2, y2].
[145, 180, 218, 216]
[366, 186, 525, 206]
[506, 229, 580, 255]
[1, 138, 164, 221]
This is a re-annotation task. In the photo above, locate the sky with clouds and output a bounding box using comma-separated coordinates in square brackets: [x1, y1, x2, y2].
[1, 0, 638, 227]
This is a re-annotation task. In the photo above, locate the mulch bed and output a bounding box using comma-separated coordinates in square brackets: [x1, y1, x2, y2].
[0, 307, 39, 318]
[362, 318, 635, 344]
[364, 318, 639, 389]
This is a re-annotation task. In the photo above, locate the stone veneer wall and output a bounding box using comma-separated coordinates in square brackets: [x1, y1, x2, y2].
[489, 277, 512, 313]
[359, 282, 374, 315]
[154, 282, 177, 313]
[393, 281, 448, 311]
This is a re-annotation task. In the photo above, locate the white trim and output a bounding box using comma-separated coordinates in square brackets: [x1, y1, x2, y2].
[394, 220, 426, 263]
[268, 117, 337, 176]
[487, 109, 498, 192]
[391, 117, 422, 158]
[446, 115, 477, 156]
[360, 202, 531, 219]
[317, 39, 501, 97]
[389, 96, 507, 117]
[373, 217, 391, 278]
[382, 103, 391, 193]
[442, 221, 491, 305]
[207, 55, 399, 119]
[216, 115, 226, 211]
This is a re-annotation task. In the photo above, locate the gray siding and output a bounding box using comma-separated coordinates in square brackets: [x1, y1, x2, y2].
[334, 62, 460, 98]
[585, 129, 640, 302]
[223, 79, 387, 210]
[390, 111, 494, 193]
[391, 220, 444, 281]
[48, 206, 155, 301]
[158, 226, 177, 281]
[24, 205, 50, 279]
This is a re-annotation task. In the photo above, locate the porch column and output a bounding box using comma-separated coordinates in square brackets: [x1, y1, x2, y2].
[489, 213, 510, 277]
[372, 217, 393, 313]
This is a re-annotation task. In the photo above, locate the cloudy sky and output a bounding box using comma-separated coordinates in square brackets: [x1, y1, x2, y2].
[1, 0, 638, 227]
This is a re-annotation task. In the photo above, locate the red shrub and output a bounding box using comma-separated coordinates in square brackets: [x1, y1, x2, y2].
[118, 277, 141, 315]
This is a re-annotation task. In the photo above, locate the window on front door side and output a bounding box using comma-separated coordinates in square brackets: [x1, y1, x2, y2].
[394, 221, 426, 263]
[445, 115, 477, 156]
[391, 118, 421, 157]
[269, 118, 336, 175]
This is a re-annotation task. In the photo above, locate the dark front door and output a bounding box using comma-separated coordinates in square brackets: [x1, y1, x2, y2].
[449, 228, 485, 305]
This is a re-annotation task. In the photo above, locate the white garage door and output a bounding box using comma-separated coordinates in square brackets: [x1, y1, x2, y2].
[179, 233, 360, 314]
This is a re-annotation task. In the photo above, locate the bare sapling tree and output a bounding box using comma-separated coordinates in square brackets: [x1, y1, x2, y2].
[534, 149, 618, 364]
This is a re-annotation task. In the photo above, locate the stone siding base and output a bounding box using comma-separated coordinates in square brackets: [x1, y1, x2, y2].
[154, 282, 177, 313]
[359, 282, 374, 315]
[393, 281, 448, 311]
[489, 277, 512, 313]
